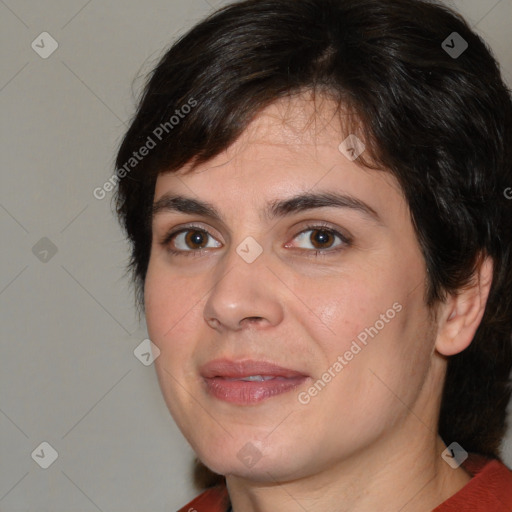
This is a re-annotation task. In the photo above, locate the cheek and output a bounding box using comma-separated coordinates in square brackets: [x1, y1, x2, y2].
[287, 266, 402, 358]
[144, 259, 206, 383]
[290, 262, 431, 403]
[144, 260, 206, 430]
[145, 258, 198, 340]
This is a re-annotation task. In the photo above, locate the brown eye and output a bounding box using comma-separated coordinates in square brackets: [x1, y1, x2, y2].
[290, 226, 349, 252]
[184, 230, 208, 249]
[309, 229, 336, 249]
[164, 228, 222, 254]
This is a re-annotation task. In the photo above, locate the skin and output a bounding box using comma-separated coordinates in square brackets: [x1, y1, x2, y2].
[145, 94, 493, 511]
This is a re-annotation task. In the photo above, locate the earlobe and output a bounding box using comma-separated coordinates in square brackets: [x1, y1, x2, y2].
[435, 254, 493, 357]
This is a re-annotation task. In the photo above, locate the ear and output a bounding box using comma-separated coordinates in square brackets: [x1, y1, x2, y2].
[435, 254, 494, 357]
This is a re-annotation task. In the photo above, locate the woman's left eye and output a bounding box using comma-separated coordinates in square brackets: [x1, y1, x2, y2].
[287, 226, 350, 253]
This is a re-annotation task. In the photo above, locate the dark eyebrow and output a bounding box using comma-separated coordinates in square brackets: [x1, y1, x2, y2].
[152, 191, 382, 225]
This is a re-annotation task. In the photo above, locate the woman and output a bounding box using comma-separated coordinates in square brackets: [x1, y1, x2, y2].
[114, 0, 512, 510]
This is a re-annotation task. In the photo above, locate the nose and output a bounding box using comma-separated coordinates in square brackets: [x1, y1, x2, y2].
[203, 248, 284, 332]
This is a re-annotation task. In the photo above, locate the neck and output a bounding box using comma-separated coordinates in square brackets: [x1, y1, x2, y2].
[226, 427, 471, 512]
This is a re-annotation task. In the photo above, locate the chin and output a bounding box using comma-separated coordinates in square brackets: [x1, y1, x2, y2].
[195, 439, 318, 484]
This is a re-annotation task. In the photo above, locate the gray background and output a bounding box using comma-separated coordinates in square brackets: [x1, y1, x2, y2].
[1, 0, 511, 510]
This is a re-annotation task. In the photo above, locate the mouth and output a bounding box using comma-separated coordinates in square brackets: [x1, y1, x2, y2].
[200, 359, 309, 405]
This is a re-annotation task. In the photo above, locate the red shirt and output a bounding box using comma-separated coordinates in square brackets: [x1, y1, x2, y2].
[177, 455, 512, 512]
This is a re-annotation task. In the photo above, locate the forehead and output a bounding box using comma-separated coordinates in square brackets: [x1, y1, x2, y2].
[196, 94, 366, 163]
[153, 94, 404, 222]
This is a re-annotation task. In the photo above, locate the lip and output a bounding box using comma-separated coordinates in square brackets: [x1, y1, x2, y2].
[200, 359, 308, 379]
[200, 359, 309, 405]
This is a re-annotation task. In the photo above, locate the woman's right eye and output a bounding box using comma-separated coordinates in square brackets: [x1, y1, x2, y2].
[163, 228, 222, 256]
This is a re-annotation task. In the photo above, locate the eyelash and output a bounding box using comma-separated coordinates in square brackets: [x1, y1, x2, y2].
[161, 222, 352, 259]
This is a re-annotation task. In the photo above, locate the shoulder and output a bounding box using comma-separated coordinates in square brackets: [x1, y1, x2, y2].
[176, 483, 230, 512]
[434, 454, 512, 511]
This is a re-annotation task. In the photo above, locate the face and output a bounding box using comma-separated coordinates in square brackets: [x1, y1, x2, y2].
[145, 96, 438, 482]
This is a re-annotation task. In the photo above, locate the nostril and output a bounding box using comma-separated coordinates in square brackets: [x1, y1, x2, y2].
[242, 316, 264, 325]
[206, 317, 221, 329]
